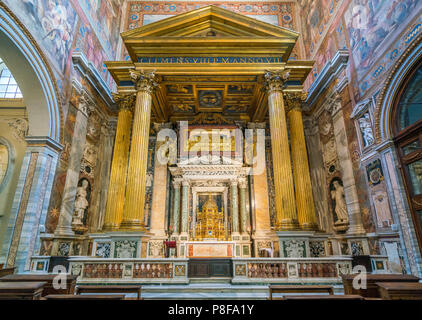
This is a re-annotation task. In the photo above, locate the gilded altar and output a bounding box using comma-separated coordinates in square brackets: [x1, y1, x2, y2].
[85, 5, 326, 261]
[193, 194, 226, 241]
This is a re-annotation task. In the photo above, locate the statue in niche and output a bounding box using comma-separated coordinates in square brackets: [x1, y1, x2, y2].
[330, 178, 349, 230]
[72, 178, 90, 230]
[358, 113, 374, 147]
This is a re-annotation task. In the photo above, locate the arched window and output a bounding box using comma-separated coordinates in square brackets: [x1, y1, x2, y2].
[397, 64, 422, 132]
[0, 58, 22, 99]
[393, 60, 422, 252]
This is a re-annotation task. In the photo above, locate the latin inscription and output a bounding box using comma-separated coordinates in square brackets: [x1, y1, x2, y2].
[137, 56, 284, 64]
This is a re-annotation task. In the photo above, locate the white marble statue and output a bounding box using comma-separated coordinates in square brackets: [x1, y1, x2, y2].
[331, 180, 349, 224]
[72, 180, 89, 226]
[358, 113, 374, 147]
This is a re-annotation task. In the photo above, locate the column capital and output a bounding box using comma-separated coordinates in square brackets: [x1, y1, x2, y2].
[129, 70, 159, 94]
[284, 92, 308, 113]
[78, 91, 95, 117]
[172, 179, 182, 188]
[231, 180, 238, 187]
[238, 177, 248, 189]
[182, 179, 190, 187]
[100, 120, 116, 137]
[112, 93, 135, 112]
[324, 91, 342, 117]
[263, 69, 290, 93]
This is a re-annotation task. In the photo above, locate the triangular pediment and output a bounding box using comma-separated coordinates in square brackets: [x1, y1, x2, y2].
[121, 5, 299, 62]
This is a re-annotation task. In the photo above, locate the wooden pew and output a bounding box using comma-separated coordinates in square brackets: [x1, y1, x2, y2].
[376, 282, 422, 300]
[0, 274, 78, 296]
[75, 285, 143, 300]
[0, 267, 15, 278]
[45, 294, 125, 300]
[0, 281, 47, 300]
[268, 285, 334, 300]
[283, 294, 364, 300]
[341, 274, 420, 298]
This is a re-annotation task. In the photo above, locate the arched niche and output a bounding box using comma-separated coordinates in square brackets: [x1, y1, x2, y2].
[0, 3, 62, 144]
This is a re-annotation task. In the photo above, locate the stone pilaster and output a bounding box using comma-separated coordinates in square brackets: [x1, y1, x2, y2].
[55, 92, 93, 236]
[150, 123, 173, 238]
[264, 70, 299, 230]
[171, 180, 181, 236]
[180, 180, 190, 237]
[247, 122, 272, 240]
[120, 71, 158, 230]
[0, 137, 62, 272]
[103, 94, 134, 230]
[327, 92, 365, 234]
[90, 120, 116, 231]
[286, 92, 318, 231]
[239, 178, 248, 234]
[303, 116, 329, 232]
[231, 181, 239, 235]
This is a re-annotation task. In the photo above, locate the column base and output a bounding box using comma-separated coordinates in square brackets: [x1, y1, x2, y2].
[300, 222, 319, 231]
[347, 224, 366, 235]
[119, 219, 146, 231]
[231, 232, 241, 241]
[54, 226, 75, 237]
[277, 219, 300, 231]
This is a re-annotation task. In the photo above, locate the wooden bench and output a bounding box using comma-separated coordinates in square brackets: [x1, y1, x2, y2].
[342, 274, 420, 298]
[268, 285, 334, 300]
[376, 282, 422, 300]
[45, 294, 126, 300]
[0, 274, 78, 296]
[75, 285, 143, 300]
[0, 281, 47, 300]
[283, 294, 364, 300]
[0, 267, 15, 278]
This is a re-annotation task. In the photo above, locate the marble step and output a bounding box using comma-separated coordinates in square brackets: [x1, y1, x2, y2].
[139, 282, 344, 300]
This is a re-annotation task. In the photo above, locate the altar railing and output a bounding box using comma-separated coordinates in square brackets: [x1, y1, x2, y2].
[67, 257, 189, 284]
[30, 255, 388, 284]
[231, 257, 355, 283]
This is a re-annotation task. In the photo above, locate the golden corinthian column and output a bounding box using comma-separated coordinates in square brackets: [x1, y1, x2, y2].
[103, 94, 134, 231]
[286, 92, 318, 230]
[120, 70, 158, 230]
[264, 70, 299, 230]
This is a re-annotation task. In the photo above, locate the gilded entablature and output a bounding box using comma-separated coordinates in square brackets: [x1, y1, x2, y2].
[106, 6, 313, 124]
